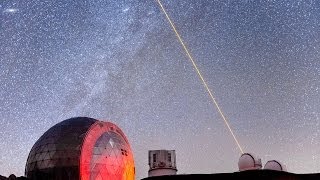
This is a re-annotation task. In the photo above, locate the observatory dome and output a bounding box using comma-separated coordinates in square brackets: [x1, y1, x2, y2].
[238, 153, 262, 171]
[264, 160, 287, 171]
[25, 117, 135, 180]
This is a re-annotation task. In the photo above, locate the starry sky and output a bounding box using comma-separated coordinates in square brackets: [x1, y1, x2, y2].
[1, 0, 320, 179]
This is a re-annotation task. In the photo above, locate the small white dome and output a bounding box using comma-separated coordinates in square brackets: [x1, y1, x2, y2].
[264, 160, 287, 171]
[238, 153, 262, 171]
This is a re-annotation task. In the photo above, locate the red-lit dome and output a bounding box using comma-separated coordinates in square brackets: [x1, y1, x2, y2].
[25, 117, 135, 180]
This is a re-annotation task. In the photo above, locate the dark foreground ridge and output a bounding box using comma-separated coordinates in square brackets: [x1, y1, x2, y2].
[0, 174, 27, 180]
[142, 170, 320, 180]
[2, 170, 320, 180]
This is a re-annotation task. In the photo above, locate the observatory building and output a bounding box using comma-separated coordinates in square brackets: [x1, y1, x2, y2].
[148, 150, 177, 177]
[25, 117, 135, 180]
[238, 153, 262, 171]
[264, 160, 287, 171]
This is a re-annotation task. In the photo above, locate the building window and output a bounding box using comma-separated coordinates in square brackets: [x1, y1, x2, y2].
[153, 154, 157, 163]
[168, 153, 171, 162]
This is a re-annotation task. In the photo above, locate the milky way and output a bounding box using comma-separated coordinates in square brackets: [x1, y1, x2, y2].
[1, 0, 320, 179]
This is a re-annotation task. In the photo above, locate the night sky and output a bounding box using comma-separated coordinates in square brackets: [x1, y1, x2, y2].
[1, 0, 320, 179]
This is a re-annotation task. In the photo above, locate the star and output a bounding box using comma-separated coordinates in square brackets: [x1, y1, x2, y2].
[3, 8, 18, 13]
[123, 7, 130, 12]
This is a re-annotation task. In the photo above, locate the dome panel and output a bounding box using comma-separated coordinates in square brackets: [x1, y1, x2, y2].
[25, 117, 97, 179]
[80, 122, 135, 180]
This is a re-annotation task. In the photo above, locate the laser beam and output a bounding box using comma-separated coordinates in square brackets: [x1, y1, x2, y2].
[156, 0, 244, 154]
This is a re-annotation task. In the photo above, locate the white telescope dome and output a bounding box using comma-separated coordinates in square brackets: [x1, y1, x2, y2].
[238, 153, 262, 171]
[264, 160, 287, 171]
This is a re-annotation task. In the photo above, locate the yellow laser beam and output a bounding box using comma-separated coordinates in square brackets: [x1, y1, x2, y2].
[156, 0, 244, 154]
